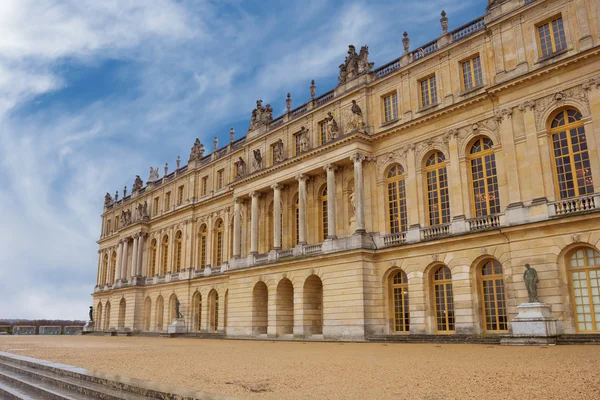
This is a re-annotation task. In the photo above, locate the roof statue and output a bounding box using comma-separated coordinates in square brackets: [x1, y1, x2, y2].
[148, 167, 159, 182]
[338, 45, 374, 85]
[189, 138, 205, 162]
[132, 175, 143, 192]
[104, 192, 113, 207]
[249, 100, 273, 131]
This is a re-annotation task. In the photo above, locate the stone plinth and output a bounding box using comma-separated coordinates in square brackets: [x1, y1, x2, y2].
[167, 318, 187, 335]
[501, 302, 558, 346]
[82, 321, 94, 334]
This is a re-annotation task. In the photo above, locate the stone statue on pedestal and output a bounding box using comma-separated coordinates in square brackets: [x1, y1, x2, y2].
[104, 192, 113, 207]
[252, 149, 263, 171]
[273, 139, 285, 162]
[299, 126, 310, 152]
[326, 112, 339, 141]
[175, 298, 183, 319]
[345, 100, 365, 133]
[524, 264, 540, 303]
[89, 306, 93, 322]
[132, 175, 143, 192]
[149, 167, 159, 182]
[236, 157, 246, 178]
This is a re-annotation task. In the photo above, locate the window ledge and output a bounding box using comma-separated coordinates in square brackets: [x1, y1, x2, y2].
[535, 48, 570, 64]
[460, 84, 485, 97]
[417, 103, 439, 114]
[380, 118, 400, 128]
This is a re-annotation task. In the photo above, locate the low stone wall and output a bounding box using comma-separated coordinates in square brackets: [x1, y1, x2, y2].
[12, 326, 35, 335]
[39, 326, 62, 335]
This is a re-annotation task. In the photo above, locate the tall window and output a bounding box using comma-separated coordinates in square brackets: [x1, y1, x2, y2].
[469, 137, 500, 216]
[550, 108, 594, 199]
[479, 260, 507, 332]
[110, 252, 117, 284]
[319, 121, 327, 145]
[433, 265, 455, 333]
[461, 55, 483, 90]
[320, 186, 328, 241]
[153, 197, 159, 215]
[217, 169, 224, 190]
[201, 176, 208, 196]
[294, 133, 302, 156]
[391, 270, 410, 332]
[149, 239, 157, 276]
[174, 231, 182, 273]
[199, 225, 207, 268]
[387, 164, 407, 233]
[177, 185, 184, 205]
[106, 219, 111, 235]
[425, 151, 450, 226]
[211, 292, 219, 333]
[419, 75, 437, 107]
[114, 218, 118, 231]
[102, 254, 108, 286]
[382, 92, 399, 122]
[569, 248, 600, 332]
[164, 192, 171, 211]
[161, 235, 169, 275]
[537, 16, 567, 58]
[214, 219, 224, 266]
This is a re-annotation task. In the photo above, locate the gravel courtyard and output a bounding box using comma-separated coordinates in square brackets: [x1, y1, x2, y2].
[1, 336, 599, 399]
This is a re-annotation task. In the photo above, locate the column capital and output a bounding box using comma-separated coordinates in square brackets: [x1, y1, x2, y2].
[350, 153, 366, 164]
[234, 196, 245, 205]
[271, 183, 285, 191]
[250, 191, 262, 199]
[295, 174, 309, 182]
[323, 164, 338, 173]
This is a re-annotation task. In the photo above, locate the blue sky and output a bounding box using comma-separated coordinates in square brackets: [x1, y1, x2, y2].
[0, 0, 485, 319]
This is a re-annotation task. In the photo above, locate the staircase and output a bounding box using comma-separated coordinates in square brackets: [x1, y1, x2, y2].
[0, 352, 234, 400]
[366, 334, 504, 344]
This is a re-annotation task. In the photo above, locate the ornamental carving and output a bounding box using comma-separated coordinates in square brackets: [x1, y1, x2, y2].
[376, 149, 408, 176]
[104, 192, 113, 207]
[345, 100, 366, 134]
[532, 82, 592, 128]
[338, 45, 374, 85]
[188, 138, 205, 162]
[249, 100, 273, 131]
[132, 175, 143, 192]
[455, 116, 502, 156]
[252, 149, 263, 171]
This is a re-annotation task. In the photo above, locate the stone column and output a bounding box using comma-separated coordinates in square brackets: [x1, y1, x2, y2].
[324, 164, 337, 239]
[121, 238, 129, 280]
[250, 191, 261, 254]
[137, 234, 144, 276]
[350, 154, 366, 233]
[448, 132, 465, 219]
[130, 235, 139, 279]
[96, 250, 102, 286]
[296, 174, 309, 244]
[233, 198, 242, 258]
[272, 184, 283, 249]
[115, 241, 123, 283]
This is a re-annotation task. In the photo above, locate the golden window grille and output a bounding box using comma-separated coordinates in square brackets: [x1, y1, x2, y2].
[200, 225, 207, 268]
[217, 170, 224, 190]
[433, 265, 455, 333]
[569, 248, 600, 332]
[425, 152, 450, 226]
[479, 260, 508, 332]
[419, 75, 437, 107]
[392, 270, 410, 332]
[215, 219, 224, 266]
[468, 137, 500, 217]
[150, 239, 157, 276]
[161, 236, 169, 275]
[294, 134, 302, 155]
[321, 187, 328, 241]
[386, 164, 407, 234]
[175, 231, 182, 272]
[382, 92, 398, 122]
[461, 55, 483, 91]
[102, 255, 109, 285]
[537, 16, 567, 58]
[550, 109, 594, 199]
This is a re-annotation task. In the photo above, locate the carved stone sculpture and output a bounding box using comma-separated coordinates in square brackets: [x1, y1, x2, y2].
[524, 264, 540, 303]
[143, 201, 148, 218]
[273, 139, 285, 162]
[137, 203, 144, 219]
[114, 191, 119, 202]
[349, 190, 356, 216]
[345, 100, 366, 133]
[175, 298, 183, 319]
[299, 127, 310, 152]
[104, 192, 113, 206]
[236, 157, 246, 178]
[149, 167, 159, 182]
[249, 100, 273, 131]
[252, 149, 263, 171]
[325, 112, 340, 141]
[338, 45, 374, 85]
[132, 175, 143, 192]
[189, 138, 205, 162]
[89, 306, 93, 322]
[164, 163, 168, 177]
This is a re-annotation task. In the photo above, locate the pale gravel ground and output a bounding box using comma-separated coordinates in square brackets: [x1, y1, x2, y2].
[1, 336, 599, 400]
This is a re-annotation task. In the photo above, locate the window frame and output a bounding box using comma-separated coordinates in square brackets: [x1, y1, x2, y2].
[424, 151, 450, 226]
[216, 169, 224, 190]
[381, 91, 399, 123]
[535, 14, 568, 59]
[386, 164, 408, 234]
[418, 74, 438, 109]
[177, 185, 184, 206]
[164, 192, 171, 211]
[460, 54, 483, 92]
[201, 176, 208, 196]
[467, 137, 500, 217]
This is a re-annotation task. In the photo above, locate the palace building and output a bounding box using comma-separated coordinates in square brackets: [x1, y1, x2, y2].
[92, 0, 600, 340]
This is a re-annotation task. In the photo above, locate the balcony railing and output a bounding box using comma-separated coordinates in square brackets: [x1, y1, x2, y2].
[145, 277, 154, 285]
[412, 40, 438, 61]
[549, 195, 599, 216]
[304, 243, 323, 255]
[451, 17, 485, 42]
[468, 214, 504, 231]
[383, 232, 406, 246]
[421, 224, 450, 240]
[290, 104, 308, 119]
[278, 249, 294, 259]
[254, 253, 269, 265]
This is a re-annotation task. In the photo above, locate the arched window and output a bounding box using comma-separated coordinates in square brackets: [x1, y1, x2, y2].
[479, 260, 507, 332]
[110, 252, 117, 284]
[569, 247, 600, 332]
[199, 225, 207, 269]
[102, 254, 108, 286]
[293, 195, 299, 245]
[550, 108, 594, 199]
[320, 186, 328, 242]
[433, 265, 454, 333]
[425, 152, 450, 226]
[161, 235, 169, 275]
[391, 270, 410, 332]
[209, 290, 219, 333]
[387, 164, 408, 233]
[214, 219, 224, 266]
[174, 231, 183, 273]
[468, 137, 500, 216]
[149, 239, 157, 276]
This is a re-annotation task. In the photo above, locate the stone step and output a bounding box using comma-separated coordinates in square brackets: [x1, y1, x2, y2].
[0, 380, 38, 400]
[366, 335, 503, 344]
[0, 368, 81, 400]
[0, 360, 149, 400]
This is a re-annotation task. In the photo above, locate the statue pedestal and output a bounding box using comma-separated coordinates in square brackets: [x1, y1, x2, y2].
[82, 321, 94, 334]
[501, 302, 558, 346]
[167, 318, 187, 335]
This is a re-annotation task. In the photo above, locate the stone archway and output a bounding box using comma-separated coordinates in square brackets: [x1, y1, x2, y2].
[118, 298, 126, 329]
[303, 275, 323, 336]
[276, 278, 294, 336]
[252, 281, 268, 335]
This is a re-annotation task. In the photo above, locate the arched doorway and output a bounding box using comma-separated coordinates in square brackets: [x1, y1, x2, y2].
[569, 247, 600, 332]
[143, 297, 151, 331]
[118, 298, 126, 329]
[252, 282, 268, 335]
[192, 292, 202, 332]
[96, 303, 103, 331]
[208, 290, 219, 333]
[432, 265, 454, 333]
[168, 294, 179, 322]
[303, 275, 323, 335]
[104, 302, 111, 331]
[156, 296, 164, 332]
[390, 270, 409, 332]
[478, 259, 508, 333]
[276, 278, 294, 335]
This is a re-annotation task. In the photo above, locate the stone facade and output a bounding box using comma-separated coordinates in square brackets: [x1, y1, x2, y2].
[93, 0, 600, 340]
